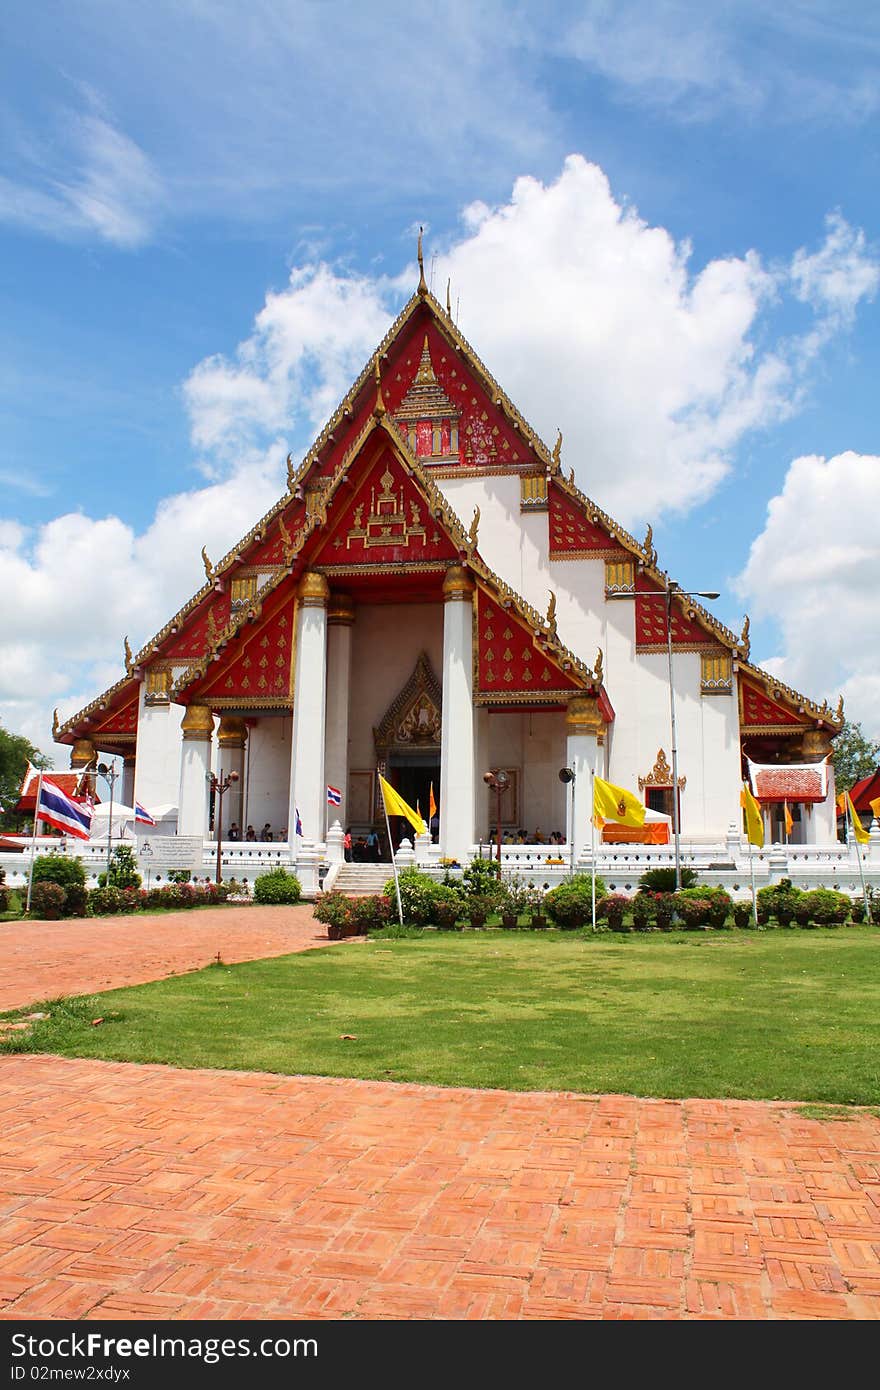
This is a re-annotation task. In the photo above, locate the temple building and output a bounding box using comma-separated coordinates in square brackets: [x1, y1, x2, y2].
[52, 244, 850, 889]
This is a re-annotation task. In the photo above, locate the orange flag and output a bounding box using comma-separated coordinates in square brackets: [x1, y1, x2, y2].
[783, 801, 794, 837]
[429, 782, 437, 820]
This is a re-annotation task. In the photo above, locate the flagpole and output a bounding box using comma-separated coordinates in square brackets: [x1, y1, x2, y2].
[847, 796, 871, 925]
[380, 770, 404, 929]
[26, 766, 44, 914]
[590, 765, 597, 933]
[749, 837, 758, 928]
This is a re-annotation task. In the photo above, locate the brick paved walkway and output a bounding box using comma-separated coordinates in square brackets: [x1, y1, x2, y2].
[1, 1055, 878, 1320]
[0, 906, 331, 1012]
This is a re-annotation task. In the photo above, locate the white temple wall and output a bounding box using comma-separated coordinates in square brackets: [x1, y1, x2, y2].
[487, 710, 568, 840]
[133, 689, 189, 812]
[243, 716, 291, 839]
[347, 602, 444, 769]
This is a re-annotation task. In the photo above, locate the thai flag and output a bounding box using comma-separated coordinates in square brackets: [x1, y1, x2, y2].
[326, 785, 342, 806]
[135, 802, 156, 826]
[295, 808, 303, 837]
[37, 778, 92, 841]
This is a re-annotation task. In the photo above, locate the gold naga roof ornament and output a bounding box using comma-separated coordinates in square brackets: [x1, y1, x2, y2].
[373, 355, 386, 419]
[642, 523, 657, 567]
[594, 647, 604, 685]
[123, 636, 133, 674]
[739, 614, 751, 655]
[446, 278, 452, 318]
[417, 226, 428, 297]
[201, 546, 214, 582]
[836, 694, 845, 722]
[568, 465, 575, 485]
[546, 589, 558, 639]
[467, 505, 480, 552]
[52, 708, 60, 739]
[551, 429, 562, 475]
[286, 453, 296, 492]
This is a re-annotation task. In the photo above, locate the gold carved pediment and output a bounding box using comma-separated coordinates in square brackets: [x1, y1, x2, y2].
[638, 748, 686, 791]
[373, 652, 442, 755]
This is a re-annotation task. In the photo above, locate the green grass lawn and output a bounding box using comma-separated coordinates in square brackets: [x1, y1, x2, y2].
[3, 928, 879, 1104]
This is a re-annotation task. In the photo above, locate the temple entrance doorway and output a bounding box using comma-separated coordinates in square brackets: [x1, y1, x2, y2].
[387, 754, 440, 847]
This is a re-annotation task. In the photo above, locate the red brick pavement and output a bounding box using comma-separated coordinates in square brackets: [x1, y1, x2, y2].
[1, 1056, 879, 1320]
[0, 906, 332, 1012]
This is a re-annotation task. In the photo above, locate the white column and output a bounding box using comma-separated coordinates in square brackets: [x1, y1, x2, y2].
[178, 705, 214, 838]
[288, 571, 330, 856]
[565, 695, 601, 865]
[217, 717, 247, 835]
[439, 565, 476, 862]
[325, 594, 354, 828]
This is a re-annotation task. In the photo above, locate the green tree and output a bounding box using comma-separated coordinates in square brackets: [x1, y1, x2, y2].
[830, 719, 880, 794]
[0, 723, 52, 829]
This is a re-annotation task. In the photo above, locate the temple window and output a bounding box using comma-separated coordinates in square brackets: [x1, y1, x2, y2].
[701, 653, 733, 694]
[230, 574, 258, 610]
[605, 559, 635, 596]
[520, 474, 548, 510]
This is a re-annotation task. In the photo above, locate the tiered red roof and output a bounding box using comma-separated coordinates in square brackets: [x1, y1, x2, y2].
[549, 483, 623, 557]
[748, 762, 827, 804]
[740, 677, 807, 731]
[474, 586, 583, 704]
[635, 575, 714, 650]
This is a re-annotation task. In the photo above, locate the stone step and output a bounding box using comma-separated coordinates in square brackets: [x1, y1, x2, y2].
[330, 864, 394, 896]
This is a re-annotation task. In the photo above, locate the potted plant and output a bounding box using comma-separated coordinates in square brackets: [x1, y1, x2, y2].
[525, 884, 547, 929]
[500, 875, 530, 929]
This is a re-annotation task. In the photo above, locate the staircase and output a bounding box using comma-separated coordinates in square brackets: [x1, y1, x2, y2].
[328, 863, 393, 896]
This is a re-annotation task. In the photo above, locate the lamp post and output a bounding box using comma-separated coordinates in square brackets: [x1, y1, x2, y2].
[207, 769, 239, 884]
[483, 770, 510, 863]
[614, 580, 719, 891]
[96, 760, 119, 877]
[558, 767, 576, 877]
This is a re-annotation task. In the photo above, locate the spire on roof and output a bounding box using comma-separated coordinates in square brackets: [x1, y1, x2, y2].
[417, 226, 428, 297]
[446, 278, 452, 317]
[373, 355, 386, 418]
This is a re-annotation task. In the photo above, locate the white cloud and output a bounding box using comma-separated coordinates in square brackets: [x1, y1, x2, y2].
[737, 451, 880, 739]
[0, 113, 163, 248]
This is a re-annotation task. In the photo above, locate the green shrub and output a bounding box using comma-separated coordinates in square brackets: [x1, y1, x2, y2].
[461, 858, 505, 904]
[652, 893, 676, 931]
[757, 880, 802, 927]
[674, 896, 712, 930]
[313, 890, 353, 937]
[465, 893, 494, 928]
[638, 866, 697, 893]
[630, 894, 655, 932]
[167, 869, 192, 884]
[349, 895, 392, 934]
[103, 844, 142, 890]
[800, 888, 850, 927]
[543, 874, 608, 929]
[851, 898, 866, 924]
[426, 884, 461, 928]
[0, 885, 9, 913]
[733, 901, 754, 929]
[64, 883, 89, 917]
[32, 854, 86, 889]
[597, 894, 629, 931]
[29, 881, 66, 919]
[383, 868, 445, 926]
[88, 886, 124, 916]
[253, 868, 302, 904]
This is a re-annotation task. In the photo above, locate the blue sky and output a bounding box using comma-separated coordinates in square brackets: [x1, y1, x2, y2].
[1, 0, 878, 751]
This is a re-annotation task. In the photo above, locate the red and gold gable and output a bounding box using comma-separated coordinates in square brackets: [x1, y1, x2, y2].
[245, 500, 308, 568]
[475, 587, 583, 703]
[740, 677, 807, 730]
[163, 593, 232, 661]
[92, 691, 139, 738]
[381, 317, 538, 470]
[312, 447, 458, 567]
[549, 484, 622, 557]
[635, 576, 713, 650]
[188, 587, 294, 704]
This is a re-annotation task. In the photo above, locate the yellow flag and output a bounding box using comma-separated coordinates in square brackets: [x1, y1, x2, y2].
[379, 775, 426, 836]
[836, 791, 847, 816]
[846, 791, 870, 845]
[869, 795, 880, 822]
[593, 775, 646, 829]
[783, 800, 794, 837]
[429, 783, 437, 821]
[740, 783, 764, 848]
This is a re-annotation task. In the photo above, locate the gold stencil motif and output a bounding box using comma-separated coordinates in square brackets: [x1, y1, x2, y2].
[346, 467, 427, 550]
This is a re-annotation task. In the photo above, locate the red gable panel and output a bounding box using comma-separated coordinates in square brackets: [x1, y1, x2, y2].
[246, 501, 308, 568]
[475, 587, 582, 702]
[163, 593, 232, 661]
[740, 677, 807, 729]
[635, 575, 714, 650]
[312, 447, 458, 567]
[549, 484, 621, 556]
[189, 587, 295, 703]
[92, 693, 139, 737]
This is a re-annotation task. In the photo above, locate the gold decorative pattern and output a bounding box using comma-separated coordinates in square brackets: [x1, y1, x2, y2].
[701, 652, 733, 695]
[605, 559, 635, 595]
[181, 704, 214, 740]
[638, 749, 686, 791]
[373, 652, 442, 756]
[520, 474, 548, 510]
[345, 466, 426, 550]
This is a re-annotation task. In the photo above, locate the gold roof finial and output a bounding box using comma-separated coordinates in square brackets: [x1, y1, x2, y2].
[52, 708, 60, 739]
[740, 614, 751, 654]
[417, 225, 428, 297]
[446, 277, 452, 317]
[286, 452, 296, 491]
[123, 636, 133, 673]
[201, 546, 214, 582]
[568, 465, 575, 486]
[836, 694, 844, 722]
[546, 590, 558, 638]
[551, 429, 562, 474]
[594, 647, 604, 685]
[373, 355, 386, 418]
[467, 505, 480, 551]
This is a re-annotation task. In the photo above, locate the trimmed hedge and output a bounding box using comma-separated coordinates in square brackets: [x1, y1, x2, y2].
[543, 874, 607, 929]
[253, 868, 302, 905]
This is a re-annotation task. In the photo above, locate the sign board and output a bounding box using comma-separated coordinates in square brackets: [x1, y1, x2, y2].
[137, 835, 204, 879]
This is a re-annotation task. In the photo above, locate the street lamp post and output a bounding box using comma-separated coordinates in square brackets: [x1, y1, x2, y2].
[558, 767, 576, 877]
[96, 760, 119, 877]
[614, 581, 719, 891]
[482, 770, 510, 863]
[207, 770, 239, 884]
